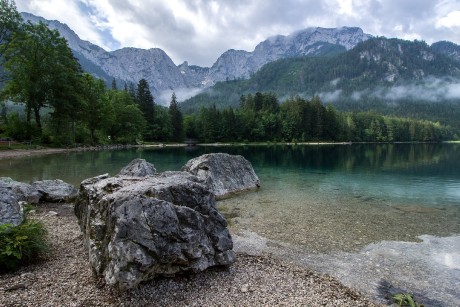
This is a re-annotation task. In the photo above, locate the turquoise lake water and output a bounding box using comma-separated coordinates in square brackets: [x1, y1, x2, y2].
[1, 143, 459, 305]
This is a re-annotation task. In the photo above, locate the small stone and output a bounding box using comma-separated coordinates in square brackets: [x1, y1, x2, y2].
[47, 211, 58, 216]
[21, 272, 33, 278]
[5, 283, 28, 291]
[241, 284, 249, 293]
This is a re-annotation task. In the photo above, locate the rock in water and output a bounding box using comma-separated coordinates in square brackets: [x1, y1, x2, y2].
[32, 180, 78, 203]
[0, 189, 24, 226]
[117, 158, 156, 177]
[75, 171, 235, 290]
[182, 153, 260, 199]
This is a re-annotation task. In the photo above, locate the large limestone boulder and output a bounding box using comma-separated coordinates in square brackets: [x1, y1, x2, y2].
[117, 158, 156, 177]
[32, 179, 78, 202]
[75, 171, 234, 290]
[0, 177, 40, 204]
[182, 153, 260, 199]
[0, 189, 24, 226]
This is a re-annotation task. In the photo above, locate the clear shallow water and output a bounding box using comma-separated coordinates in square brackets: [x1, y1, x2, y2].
[1, 143, 459, 305]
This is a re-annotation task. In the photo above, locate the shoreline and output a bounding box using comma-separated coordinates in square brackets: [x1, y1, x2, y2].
[0, 203, 378, 306]
[1, 140, 455, 160]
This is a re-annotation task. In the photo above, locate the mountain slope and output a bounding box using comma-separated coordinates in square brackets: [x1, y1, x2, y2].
[180, 37, 460, 129]
[205, 27, 369, 84]
[431, 41, 460, 62]
[20, 13, 189, 100]
[18, 13, 372, 102]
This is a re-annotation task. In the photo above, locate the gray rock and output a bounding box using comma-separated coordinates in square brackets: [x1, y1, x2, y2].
[117, 159, 156, 177]
[75, 171, 235, 290]
[0, 177, 40, 204]
[32, 179, 78, 203]
[182, 153, 260, 199]
[0, 189, 24, 226]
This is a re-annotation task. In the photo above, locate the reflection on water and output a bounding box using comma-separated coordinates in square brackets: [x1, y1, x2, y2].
[1, 144, 459, 249]
[1, 143, 460, 305]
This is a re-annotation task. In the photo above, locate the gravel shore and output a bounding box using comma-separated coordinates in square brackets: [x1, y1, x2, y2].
[0, 203, 379, 306]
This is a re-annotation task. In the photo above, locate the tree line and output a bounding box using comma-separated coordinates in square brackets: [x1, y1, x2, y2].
[184, 93, 455, 143]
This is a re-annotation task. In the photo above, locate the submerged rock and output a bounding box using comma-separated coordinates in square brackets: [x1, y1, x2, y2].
[117, 158, 156, 177]
[32, 179, 78, 203]
[182, 153, 260, 199]
[75, 171, 235, 290]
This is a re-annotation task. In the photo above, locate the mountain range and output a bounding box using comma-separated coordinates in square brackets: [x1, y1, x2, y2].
[18, 12, 460, 118]
[21, 13, 373, 104]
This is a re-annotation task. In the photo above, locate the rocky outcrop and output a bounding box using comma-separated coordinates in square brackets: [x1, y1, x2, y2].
[32, 180, 79, 203]
[182, 153, 260, 199]
[117, 159, 156, 177]
[75, 171, 235, 290]
[0, 189, 24, 226]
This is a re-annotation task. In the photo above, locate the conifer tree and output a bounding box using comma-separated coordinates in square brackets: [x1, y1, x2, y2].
[136, 79, 155, 140]
[168, 92, 183, 142]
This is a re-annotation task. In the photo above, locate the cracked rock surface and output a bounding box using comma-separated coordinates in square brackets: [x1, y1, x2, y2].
[75, 171, 234, 290]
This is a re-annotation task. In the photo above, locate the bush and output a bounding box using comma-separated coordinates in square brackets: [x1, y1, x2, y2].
[0, 216, 48, 272]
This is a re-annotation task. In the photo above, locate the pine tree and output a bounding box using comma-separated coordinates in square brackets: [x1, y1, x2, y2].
[168, 92, 183, 142]
[136, 79, 155, 140]
[111, 78, 117, 90]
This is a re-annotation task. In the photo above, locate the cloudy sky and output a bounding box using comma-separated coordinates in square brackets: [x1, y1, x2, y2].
[15, 0, 460, 67]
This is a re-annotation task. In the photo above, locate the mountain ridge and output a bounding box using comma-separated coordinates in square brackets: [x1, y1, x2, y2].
[20, 12, 372, 103]
[17, 12, 460, 109]
[179, 36, 460, 132]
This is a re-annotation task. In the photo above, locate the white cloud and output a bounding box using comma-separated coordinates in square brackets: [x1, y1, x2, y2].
[15, 0, 113, 50]
[157, 87, 204, 106]
[436, 10, 460, 28]
[318, 90, 343, 102]
[13, 0, 460, 67]
[351, 77, 460, 102]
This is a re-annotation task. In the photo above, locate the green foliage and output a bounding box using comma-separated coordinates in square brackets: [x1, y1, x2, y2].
[0, 0, 22, 81]
[151, 105, 172, 141]
[180, 37, 460, 135]
[2, 20, 82, 135]
[168, 92, 184, 142]
[107, 90, 146, 144]
[4, 112, 31, 141]
[392, 293, 424, 307]
[80, 74, 113, 145]
[0, 218, 48, 272]
[185, 92, 453, 143]
[136, 78, 155, 140]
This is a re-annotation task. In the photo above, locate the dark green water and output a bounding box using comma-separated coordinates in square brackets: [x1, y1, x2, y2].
[1, 143, 459, 305]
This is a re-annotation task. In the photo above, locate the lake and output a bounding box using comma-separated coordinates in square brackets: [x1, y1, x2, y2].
[1, 143, 459, 305]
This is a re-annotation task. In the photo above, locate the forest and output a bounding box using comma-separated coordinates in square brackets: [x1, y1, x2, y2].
[181, 38, 460, 133]
[0, 0, 457, 146]
[184, 93, 454, 143]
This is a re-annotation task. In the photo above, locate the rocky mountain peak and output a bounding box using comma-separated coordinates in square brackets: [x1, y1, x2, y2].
[19, 12, 373, 103]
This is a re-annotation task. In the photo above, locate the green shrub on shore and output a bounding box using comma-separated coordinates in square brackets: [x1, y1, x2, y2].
[0, 214, 48, 272]
[393, 293, 424, 307]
